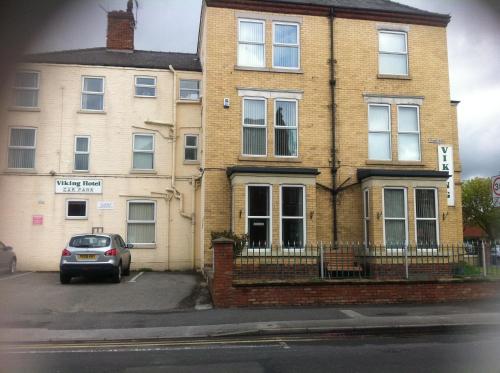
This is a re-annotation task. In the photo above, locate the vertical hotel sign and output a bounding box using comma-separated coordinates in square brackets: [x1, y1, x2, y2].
[438, 145, 454, 206]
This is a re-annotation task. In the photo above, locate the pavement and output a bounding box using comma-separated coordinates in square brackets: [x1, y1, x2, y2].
[1, 271, 500, 344]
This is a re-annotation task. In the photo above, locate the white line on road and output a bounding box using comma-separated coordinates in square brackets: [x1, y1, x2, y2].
[129, 272, 144, 283]
[340, 309, 364, 319]
[0, 272, 34, 282]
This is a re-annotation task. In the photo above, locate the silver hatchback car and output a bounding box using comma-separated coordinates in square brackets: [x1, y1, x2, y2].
[60, 234, 133, 284]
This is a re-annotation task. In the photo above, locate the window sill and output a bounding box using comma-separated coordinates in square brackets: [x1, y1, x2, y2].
[130, 169, 158, 175]
[66, 217, 88, 221]
[73, 170, 90, 173]
[365, 160, 424, 167]
[4, 168, 37, 174]
[377, 74, 411, 80]
[8, 106, 41, 112]
[135, 95, 157, 99]
[239, 156, 302, 163]
[235, 65, 303, 74]
[177, 99, 201, 104]
[78, 110, 106, 115]
[130, 244, 156, 249]
[183, 160, 200, 165]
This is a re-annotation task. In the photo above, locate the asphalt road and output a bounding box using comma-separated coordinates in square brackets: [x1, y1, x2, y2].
[1, 330, 499, 373]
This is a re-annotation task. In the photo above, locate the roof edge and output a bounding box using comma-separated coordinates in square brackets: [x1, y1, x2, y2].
[357, 169, 450, 181]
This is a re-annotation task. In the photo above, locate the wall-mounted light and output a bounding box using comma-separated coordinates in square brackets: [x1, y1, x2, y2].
[310, 211, 314, 219]
[442, 211, 449, 221]
[376, 212, 383, 220]
[239, 209, 243, 218]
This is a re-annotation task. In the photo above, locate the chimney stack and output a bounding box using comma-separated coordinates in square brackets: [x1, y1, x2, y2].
[106, 0, 135, 52]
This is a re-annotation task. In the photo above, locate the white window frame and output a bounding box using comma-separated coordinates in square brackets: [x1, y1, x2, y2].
[135, 76, 157, 98]
[8, 127, 37, 170]
[397, 105, 421, 161]
[368, 103, 392, 161]
[132, 133, 155, 171]
[274, 98, 299, 158]
[81, 76, 105, 111]
[382, 187, 408, 252]
[414, 188, 440, 249]
[74, 136, 90, 172]
[272, 22, 300, 70]
[238, 18, 266, 68]
[378, 30, 409, 76]
[245, 184, 272, 252]
[179, 79, 201, 100]
[66, 199, 88, 220]
[363, 188, 370, 247]
[184, 134, 199, 162]
[280, 185, 306, 252]
[13, 71, 40, 108]
[126, 200, 157, 246]
[242, 97, 267, 157]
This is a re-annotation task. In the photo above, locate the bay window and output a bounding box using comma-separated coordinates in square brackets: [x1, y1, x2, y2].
[238, 19, 265, 67]
[384, 188, 407, 248]
[275, 100, 298, 157]
[368, 104, 391, 160]
[398, 105, 420, 161]
[281, 186, 305, 248]
[379, 31, 408, 76]
[247, 185, 271, 248]
[415, 189, 439, 246]
[273, 22, 300, 69]
[242, 98, 266, 156]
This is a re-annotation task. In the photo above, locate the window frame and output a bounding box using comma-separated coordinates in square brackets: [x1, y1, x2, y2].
[272, 21, 301, 70]
[66, 199, 88, 220]
[368, 103, 392, 161]
[179, 79, 201, 101]
[414, 188, 440, 248]
[8, 127, 37, 170]
[280, 185, 306, 251]
[274, 98, 299, 158]
[132, 133, 155, 171]
[12, 70, 40, 108]
[397, 105, 421, 161]
[378, 30, 409, 76]
[238, 18, 266, 68]
[126, 200, 157, 246]
[382, 187, 408, 251]
[245, 184, 272, 252]
[81, 76, 105, 111]
[134, 75, 157, 98]
[363, 188, 370, 247]
[242, 97, 268, 157]
[74, 135, 90, 172]
[184, 134, 199, 162]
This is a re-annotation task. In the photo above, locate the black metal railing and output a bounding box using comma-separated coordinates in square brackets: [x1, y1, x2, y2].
[233, 241, 500, 281]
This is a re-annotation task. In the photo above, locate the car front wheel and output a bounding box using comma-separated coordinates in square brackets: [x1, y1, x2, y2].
[112, 263, 122, 283]
[60, 272, 71, 284]
[9, 259, 16, 274]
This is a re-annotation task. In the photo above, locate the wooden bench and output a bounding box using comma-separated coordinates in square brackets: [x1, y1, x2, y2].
[323, 250, 363, 278]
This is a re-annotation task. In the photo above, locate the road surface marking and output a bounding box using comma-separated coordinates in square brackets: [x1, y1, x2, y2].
[129, 271, 144, 283]
[340, 309, 364, 318]
[0, 272, 34, 282]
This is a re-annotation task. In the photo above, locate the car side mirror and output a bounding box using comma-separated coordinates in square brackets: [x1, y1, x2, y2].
[127, 244, 134, 249]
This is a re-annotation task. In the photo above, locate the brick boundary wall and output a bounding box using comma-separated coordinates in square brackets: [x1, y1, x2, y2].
[209, 239, 500, 308]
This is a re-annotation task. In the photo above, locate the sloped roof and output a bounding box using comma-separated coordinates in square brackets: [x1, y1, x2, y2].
[23, 48, 201, 72]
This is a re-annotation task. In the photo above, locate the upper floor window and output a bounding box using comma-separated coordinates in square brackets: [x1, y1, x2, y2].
[184, 134, 199, 162]
[133, 134, 154, 170]
[135, 76, 156, 97]
[13, 71, 39, 108]
[273, 22, 300, 69]
[8, 127, 36, 169]
[398, 105, 420, 161]
[179, 79, 200, 100]
[275, 100, 298, 157]
[74, 136, 90, 172]
[81, 76, 104, 111]
[238, 19, 265, 68]
[242, 98, 266, 156]
[379, 31, 408, 76]
[368, 104, 391, 161]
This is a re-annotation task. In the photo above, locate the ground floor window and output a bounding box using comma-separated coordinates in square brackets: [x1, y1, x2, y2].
[66, 200, 87, 219]
[281, 185, 305, 247]
[383, 188, 407, 247]
[363, 189, 370, 246]
[127, 201, 156, 245]
[247, 185, 271, 248]
[415, 188, 439, 246]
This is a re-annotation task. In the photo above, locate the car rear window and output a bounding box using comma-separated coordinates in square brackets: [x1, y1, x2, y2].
[69, 236, 110, 248]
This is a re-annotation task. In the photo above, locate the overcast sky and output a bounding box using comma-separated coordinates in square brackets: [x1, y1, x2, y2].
[29, 0, 500, 180]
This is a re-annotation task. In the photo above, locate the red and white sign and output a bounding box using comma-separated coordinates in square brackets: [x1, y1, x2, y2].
[493, 175, 500, 207]
[32, 215, 44, 225]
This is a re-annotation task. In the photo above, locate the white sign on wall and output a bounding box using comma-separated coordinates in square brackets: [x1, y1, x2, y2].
[493, 175, 500, 208]
[97, 201, 114, 210]
[438, 145, 455, 206]
[55, 179, 103, 194]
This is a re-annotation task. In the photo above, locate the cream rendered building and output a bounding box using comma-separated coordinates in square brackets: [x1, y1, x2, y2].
[0, 5, 203, 271]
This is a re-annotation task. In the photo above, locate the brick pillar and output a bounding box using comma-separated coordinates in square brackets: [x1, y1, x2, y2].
[211, 238, 234, 307]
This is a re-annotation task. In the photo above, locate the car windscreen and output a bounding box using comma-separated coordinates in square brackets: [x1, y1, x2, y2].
[69, 236, 110, 248]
